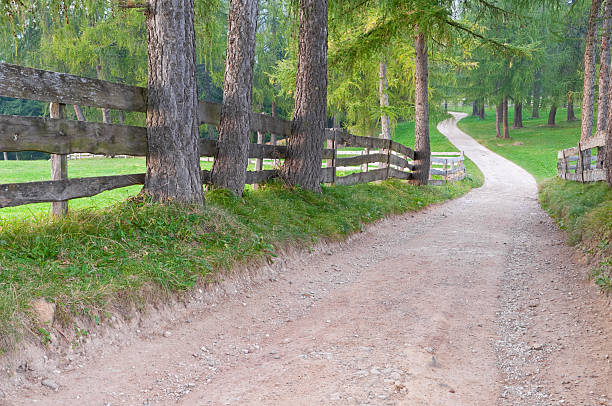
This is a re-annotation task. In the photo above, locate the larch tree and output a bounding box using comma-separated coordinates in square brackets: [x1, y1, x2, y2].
[597, 0, 612, 133]
[281, 0, 328, 192]
[581, 0, 603, 141]
[412, 29, 430, 185]
[144, 0, 204, 205]
[211, 0, 259, 196]
[379, 57, 391, 141]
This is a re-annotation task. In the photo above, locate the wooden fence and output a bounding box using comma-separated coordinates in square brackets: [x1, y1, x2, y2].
[0, 63, 463, 213]
[557, 133, 606, 182]
[429, 152, 466, 185]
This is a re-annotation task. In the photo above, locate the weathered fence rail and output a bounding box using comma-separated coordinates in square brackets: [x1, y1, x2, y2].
[429, 152, 466, 185]
[557, 133, 606, 182]
[0, 63, 464, 212]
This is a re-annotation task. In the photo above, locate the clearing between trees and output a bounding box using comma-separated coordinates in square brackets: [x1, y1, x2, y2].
[2, 113, 610, 405]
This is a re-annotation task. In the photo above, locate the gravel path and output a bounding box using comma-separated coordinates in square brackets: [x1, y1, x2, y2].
[2, 112, 611, 405]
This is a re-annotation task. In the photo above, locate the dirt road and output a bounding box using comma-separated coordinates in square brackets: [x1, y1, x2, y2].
[4, 113, 611, 405]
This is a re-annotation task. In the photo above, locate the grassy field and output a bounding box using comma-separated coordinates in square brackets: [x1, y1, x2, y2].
[457, 107, 581, 182]
[457, 106, 611, 295]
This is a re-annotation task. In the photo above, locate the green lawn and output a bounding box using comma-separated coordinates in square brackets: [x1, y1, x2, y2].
[457, 107, 581, 182]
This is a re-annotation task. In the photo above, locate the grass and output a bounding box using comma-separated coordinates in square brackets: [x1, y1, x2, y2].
[456, 106, 611, 294]
[540, 179, 612, 294]
[457, 107, 580, 183]
[0, 123, 484, 351]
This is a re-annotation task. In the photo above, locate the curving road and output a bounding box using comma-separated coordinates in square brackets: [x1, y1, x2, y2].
[3, 113, 611, 406]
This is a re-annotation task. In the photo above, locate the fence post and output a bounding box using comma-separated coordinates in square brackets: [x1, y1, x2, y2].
[443, 158, 448, 183]
[254, 130, 264, 190]
[50, 102, 68, 217]
[386, 139, 392, 180]
[331, 129, 337, 184]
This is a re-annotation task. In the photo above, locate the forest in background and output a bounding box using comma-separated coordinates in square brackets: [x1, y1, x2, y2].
[0, 0, 599, 157]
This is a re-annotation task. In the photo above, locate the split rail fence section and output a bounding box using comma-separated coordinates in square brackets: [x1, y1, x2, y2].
[0, 63, 463, 212]
[557, 133, 606, 182]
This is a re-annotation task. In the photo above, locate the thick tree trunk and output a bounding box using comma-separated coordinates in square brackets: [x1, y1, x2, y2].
[144, 0, 204, 205]
[513, 102, 523, 128]
[496, 102, 503, 138]
[211, 0, 259, 196]
[568, 93, 577, 121]
[548, 104, 557, 126]
[598, 0, 612, 133]
[472, 101, 478, 117]
[281, 0, 328, 192]
[581, 0, 603, 140]
[479, 103, 485, 119]
[379, 59, 391, 140]
[502, 97, 510, 138]
[412, 31, 430, 186]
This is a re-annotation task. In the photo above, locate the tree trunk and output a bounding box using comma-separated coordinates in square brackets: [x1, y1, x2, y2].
[211, 0, 259, 196]
[604, 127, 612, 187]
[479, 103, 485, 119]
[513, 102, 523, 128]
[96, 65, 112, 124]
[379, 59, 391, 140]
[502, 97, 510, 138]
[73, 105, 86, 121]
[532, 96, 540, 118]
[548, 104, 557, 126]
[144, 0, 204, 205]
[496, 101, 502, 138]
[568, 93, 577, 121]
[281, 0, 328, 192]
[472, 101, 478, 117]
[2, 152, 7, 160]
[598, 0, 612, 133]
[412, 31, 430, 186]
[581, 0, 603, 140]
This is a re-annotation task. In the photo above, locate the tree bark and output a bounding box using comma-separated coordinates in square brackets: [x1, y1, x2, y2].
[581, 0, 603, 140]
[144, 0, 204, 205]
[96, 65, 112, 124]
[513, 102, 523, 128]
[281, 0, 328, 192]
[548, 104, 557, 126]
[568, 93, 577, 121]
[479, 103, 485, 119]
[598, 0, 612, 133]
[532, 96, 540, 118]
[472, 101, 478, 117]
[502, 96, 510, 138]
[379, 58, 391, 140]
[412, 31, 430, 186]
[211, 0, 259, 196]
[496, 101, 502, 138]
